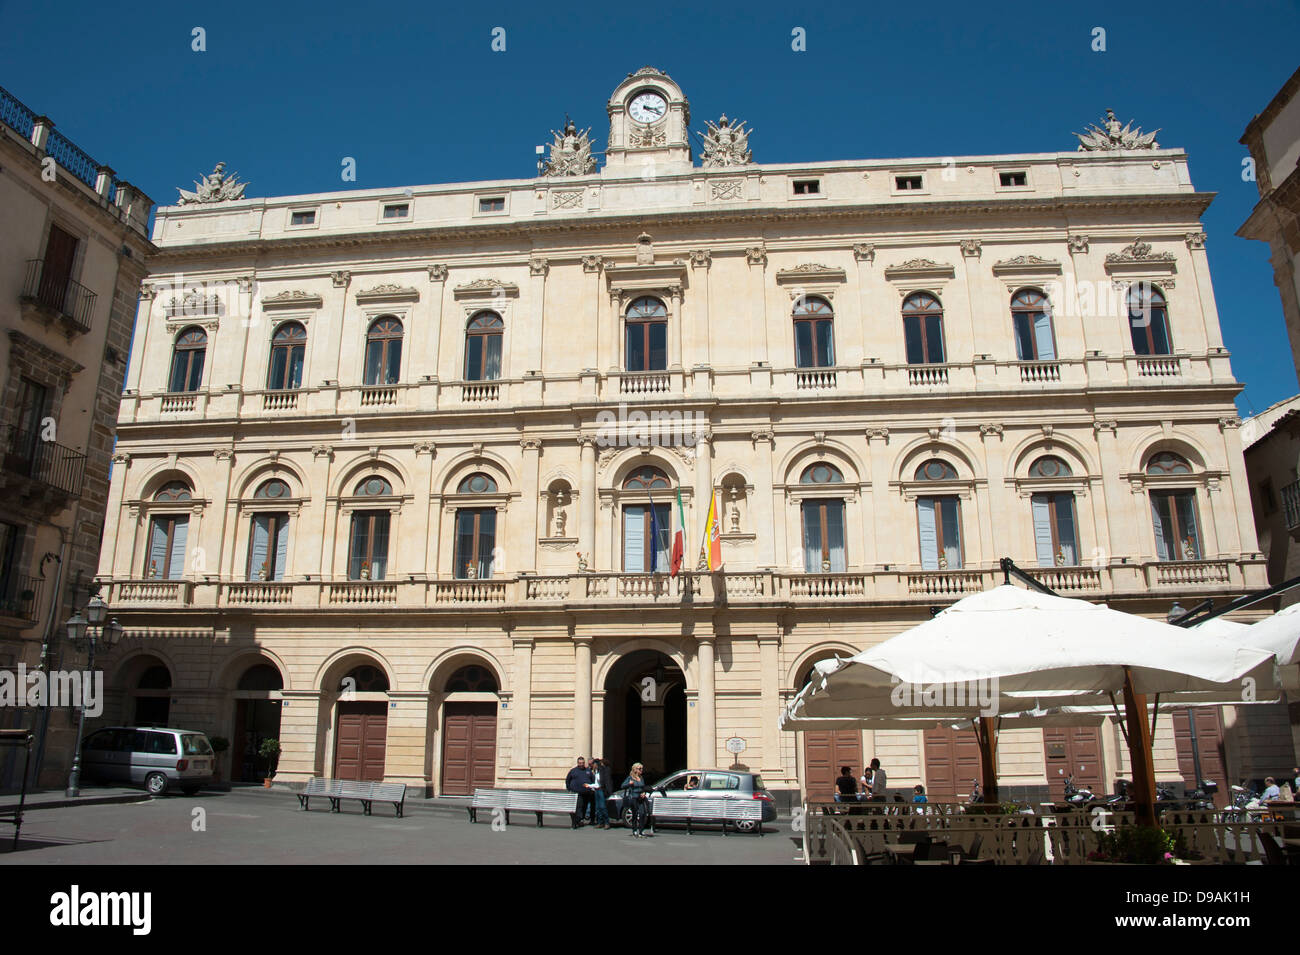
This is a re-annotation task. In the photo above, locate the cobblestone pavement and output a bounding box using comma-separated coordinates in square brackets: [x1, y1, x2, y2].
[0, 787, 801, 865]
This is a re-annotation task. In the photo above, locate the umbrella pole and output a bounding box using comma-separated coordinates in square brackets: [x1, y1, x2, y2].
[1121, 667, 1158, 828]
[977, 716, 999, 804]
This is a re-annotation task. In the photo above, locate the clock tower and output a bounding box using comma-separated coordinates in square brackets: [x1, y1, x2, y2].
[604, 66, 692, 174]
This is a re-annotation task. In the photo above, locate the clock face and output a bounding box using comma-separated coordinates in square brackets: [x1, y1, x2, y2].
[628, 91, 667, 125]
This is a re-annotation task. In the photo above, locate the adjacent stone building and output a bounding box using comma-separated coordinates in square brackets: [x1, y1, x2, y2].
[0, 84, 154, 786]
[95, 68, 1268, 803]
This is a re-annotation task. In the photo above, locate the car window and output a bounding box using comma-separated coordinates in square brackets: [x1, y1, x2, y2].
[133, 730, 178, 755]
[658, 773, 690, 791]
[182, 734, 213, 756]
[751, 775, 765, 791]
[702, 772, 740, 791]
[85, 729, 118, 752]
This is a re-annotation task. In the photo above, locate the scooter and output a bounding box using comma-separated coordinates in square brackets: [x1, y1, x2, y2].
[1226, 782, 1263, 821]
[1063, 774, 1095, 808]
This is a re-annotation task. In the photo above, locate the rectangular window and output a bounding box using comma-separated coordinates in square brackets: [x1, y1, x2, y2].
[895, 175, 923, 191]
[0, 521, 21, 611]
[349, 512, 390, 579]
[1031, 493, 1078, 566]
[38, 223, 78, 312]
[289, 210, 316, 226]
[1151, 490, 1201, 561]
[918, 496, 962, 569]
[622, 504, 670, 572]
[792, 180, 820, 195]
[904, 314, 946, 364]
[801, 500, 846, 572]
[454, 508, 497, 579]
[478, 196, 505, 212]
[999, 171, 1027, 187]
[247, 514, 290, 580]
[382, 203, 409, 220]
[1260, 478, 1277, 516]
[146, 515, 189, 579]
[1013, 312, 1056, 361]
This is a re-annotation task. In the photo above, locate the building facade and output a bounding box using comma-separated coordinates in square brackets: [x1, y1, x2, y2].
[0, 84, 154, 787]
[96, 69, 1269, 803]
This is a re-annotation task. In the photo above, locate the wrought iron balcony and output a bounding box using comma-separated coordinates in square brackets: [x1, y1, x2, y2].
[0, 573, 42, 622]
[2, 425, 86, 497]
[20, 258, 96, 334]
[1282, 480, 1300, 531]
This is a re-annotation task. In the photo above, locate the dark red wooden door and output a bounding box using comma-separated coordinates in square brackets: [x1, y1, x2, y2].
[334, 701, 387, 781]
[441, 702, 497, 795]
[1044, 726, 1104, 800]
[39, 224, 78, 310]
[924, 726, 982, 800]
[1173, 708, 1227, 807]
[802, 730, 862, 802]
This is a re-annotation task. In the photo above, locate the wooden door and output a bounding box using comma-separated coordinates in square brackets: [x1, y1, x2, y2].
[334, 701, 387, 781]
[39, 224, 78, 309]
[1173, 708, 1227, 806]
[1044, 726, 1104, 800]
[441, 702, 497, 795]
[802, 730, 861, 802]
[924, 726, 981, 800]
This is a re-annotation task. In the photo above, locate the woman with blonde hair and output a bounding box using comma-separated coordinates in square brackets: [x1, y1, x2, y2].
[621, 761, 654, 837]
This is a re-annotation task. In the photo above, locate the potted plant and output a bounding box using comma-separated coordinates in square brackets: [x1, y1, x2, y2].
[359, 561, 370, 580]
[209, 736, 229, 782]
[259, 738, 281, 788]
[1085, 826, 1194, 864]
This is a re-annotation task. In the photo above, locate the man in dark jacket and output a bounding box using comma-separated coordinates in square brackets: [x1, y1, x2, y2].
[565, 757, 594, 827]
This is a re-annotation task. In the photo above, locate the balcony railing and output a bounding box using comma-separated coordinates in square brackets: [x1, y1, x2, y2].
[907, 364, 950, 387]
[795, 369, 838, 391]
[0, 573, 43, 622]
[262, 391, 300, 412]
[1017, 361, 1061, 383]
[619, 372, 671, 396]
[1283, 480, 1300, 531]
[20, 258, 96, 334]
[3, 425, 86, 497]
[460, 382, 500, 403]
[1135, 356, 1181, 378]
[95, 558, 1259, 613]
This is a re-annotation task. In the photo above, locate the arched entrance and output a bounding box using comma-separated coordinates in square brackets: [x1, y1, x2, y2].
[333, 664, 389, 781]
[439, 664, 499, 795]
[603, 650, 686, 784]
[796, 658, 860, 802]
[231, 661, 284, 783]
[129, 657, 172, 726]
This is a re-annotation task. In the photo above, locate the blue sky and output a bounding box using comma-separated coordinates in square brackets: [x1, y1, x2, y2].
[2, 0, 1295, 413]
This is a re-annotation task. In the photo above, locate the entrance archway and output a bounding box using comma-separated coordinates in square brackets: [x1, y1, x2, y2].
[333, 663, 389, 781]
[603, 650, 686, 784]
[129, 657, 172, 726]
[796, 657, 860, 802]
[231, 661, 284, 783]
[439, 664, 499, 796]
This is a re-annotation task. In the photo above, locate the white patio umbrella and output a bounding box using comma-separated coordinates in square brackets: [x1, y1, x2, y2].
[783, 585, 1275, 824]
[1223, 602, 1300, 667]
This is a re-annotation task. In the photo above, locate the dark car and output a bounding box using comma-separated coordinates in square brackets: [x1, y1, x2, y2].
[607, 768, 777, 832]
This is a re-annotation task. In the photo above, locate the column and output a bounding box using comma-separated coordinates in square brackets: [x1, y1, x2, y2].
[669, 284, 683, 369]
[759, 633, 783, 776]
[210, 448, 236, 577]
[1092, 421, 1132, 559]
[526, 257, 548, 375]
[574, 636, 592, 756]
[510, 636, 534, 774]
[299, 445, 335, 578]
[579, 433, 597, 568]
[866, 429, 891, 564]
[977, 425, 1006, 565]
[424, 264, 448, 382]
[1215, 417, 1253, 554]
[751, 430, 776, 566]
[103, 452, 132, 577]
[519, 438, 541, 572]
[694, 430, 713, 560]
[1185, 234, 1225, 350]
[689, 250, 711, 367]
[697, 635, 717, 767]
[412, 442, 436, 576]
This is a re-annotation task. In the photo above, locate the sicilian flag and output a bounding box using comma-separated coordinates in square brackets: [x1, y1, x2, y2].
[670, 487, 686, 576]
[704, 489, 723, 571]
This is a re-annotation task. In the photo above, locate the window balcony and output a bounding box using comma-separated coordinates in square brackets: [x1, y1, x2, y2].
[19, 258, 96, 335]
[1281, 480, 1300, 531]
[0, 573, 43, 623]
[1, 425, 86, 499]
[794, 368, 839, 391]
[1144, 559, 1233, 588]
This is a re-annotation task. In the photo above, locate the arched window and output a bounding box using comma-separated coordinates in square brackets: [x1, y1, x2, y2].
[146, 482, 193, 580]
[454, 474, 498, 579]
[168, 327, 207, 393]
[625, 296, 667, 372]
[247, 479, 291, 581]
[1028, 456, 1072, 479]
[445, 665, 498, 693]
[349, 477, 392, 579]
[800, 463, 847, 573]
[902, 293, 945, 365]
[914, 460, 961, 569]
[1128, 284, 1173, 356]
[364, 317, 403, 385]
[1146, 452, 1192, 475]
[1146, 452, 1200, 560]
[1027, 457, 1077, 566]
[237, 664, 283, 691]
[339, 665, 388, 693]
[267, 322, 306, 391]
[1011, 289, 1055, 361]
[464, 312, 503, 382]
[793, 297, 835, 369]
[622, 466, 671, 571]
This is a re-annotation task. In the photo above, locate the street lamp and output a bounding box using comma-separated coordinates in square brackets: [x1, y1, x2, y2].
[1166, 601, 1185, 624]
[63, 594, 123, 797]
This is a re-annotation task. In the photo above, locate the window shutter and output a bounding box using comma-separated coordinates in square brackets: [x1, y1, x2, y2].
[652, 503, 671, 571]
[1150, 495, 1170, 561]
[168, 517, 189, 579]
[825, 501, 847, 572]
[1055, 494, 1077, 564]
[273, 516, 290, 579]
[1033, 313, 1056, 361]
[623, 506, 645, 572]
[917, 498, 939, 570]
[350, 515, 368, 578]
[1175, 492, 1200, 559]
[248, 515, 270, 580]
[478, 509, 496, 577]
[1031, 495, 1055, 566]
[939, 497, 963, 569]
[147, 519, 169, 576]
[484, 336, 502, 380]
[801, 503, 822, 572]
[371, 512, 390, 578]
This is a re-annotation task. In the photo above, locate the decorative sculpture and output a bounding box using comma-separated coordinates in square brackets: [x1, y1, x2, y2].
[697, 114, 752, 167]
[177, 162, 249, 204]
[538, 115, 597, 177]
[1074, 109, 1159, 151]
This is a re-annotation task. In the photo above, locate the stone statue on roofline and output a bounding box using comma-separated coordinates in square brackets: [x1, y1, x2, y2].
[697, 114, 753, 167]
[1074, 109, 1160, 151]
[177, 162, 249, 204]
[538, 115, 597, 177]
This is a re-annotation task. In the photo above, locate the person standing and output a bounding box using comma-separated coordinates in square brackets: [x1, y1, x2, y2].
[588, 758, 611, 828]
[566, 756, 594, 828]
[866, 758, 887, 801]
[621, 762, 653, 837]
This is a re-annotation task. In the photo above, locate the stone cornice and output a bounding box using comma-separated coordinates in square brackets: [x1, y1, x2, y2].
[146, 193, 1218, 263]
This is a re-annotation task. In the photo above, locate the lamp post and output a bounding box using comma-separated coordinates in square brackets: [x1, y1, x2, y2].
[64, 594, 123, 797]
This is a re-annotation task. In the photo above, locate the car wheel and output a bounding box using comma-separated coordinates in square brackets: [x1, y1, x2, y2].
[622, 807, 635, 828]
[145, 773, 169, 797]
[181, 785, 201, 796]
[735, 819, 757, 834]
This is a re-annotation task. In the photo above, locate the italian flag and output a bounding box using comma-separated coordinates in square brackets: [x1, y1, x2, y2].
[670, 487, 686, 576]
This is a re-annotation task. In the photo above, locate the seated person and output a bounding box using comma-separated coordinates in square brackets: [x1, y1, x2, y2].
[833, 766, 858, 803]
[684, 774, 700, 790]
[912, 784, 928, 804]
[1261, 776, 1282, 801]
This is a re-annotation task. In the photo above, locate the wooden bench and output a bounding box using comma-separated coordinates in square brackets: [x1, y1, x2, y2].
[649, 795, 766, 835]
[297, 778, 406, 817]
[467, 789, 580, 828]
